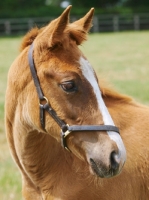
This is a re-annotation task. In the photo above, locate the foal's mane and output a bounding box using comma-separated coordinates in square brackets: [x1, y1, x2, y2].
[99, 81, 133, 104]
[20, 27, 40, 51]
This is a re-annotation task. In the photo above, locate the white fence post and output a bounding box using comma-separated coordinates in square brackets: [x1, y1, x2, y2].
[5, 20, 11, 35]
[93, 16, 99, 32]
[28, 19, 34, 30]
[71, 17, 77, 22]
[113, 16, 119, 32]
[134, 15, 140, 30]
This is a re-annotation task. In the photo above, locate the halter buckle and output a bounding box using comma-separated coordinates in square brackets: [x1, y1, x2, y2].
[64, 130, 71, 138]
[61, 124, 71, 152]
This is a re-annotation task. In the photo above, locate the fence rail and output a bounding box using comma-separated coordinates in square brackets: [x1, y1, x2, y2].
[0, 14, 149, 35]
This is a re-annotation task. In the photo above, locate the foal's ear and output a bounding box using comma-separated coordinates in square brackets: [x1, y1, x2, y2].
[48, 5, 72, 48]
[68, 8, 94, 45]
[74, 8, 94, 32]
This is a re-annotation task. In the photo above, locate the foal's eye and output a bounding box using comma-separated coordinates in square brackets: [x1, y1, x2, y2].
[60, 81, 77, 93]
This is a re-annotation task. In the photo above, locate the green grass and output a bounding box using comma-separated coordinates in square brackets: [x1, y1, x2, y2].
[0, 31, 149, 199]
[80, 31, 149, 104]
[0, 37, 22, 200]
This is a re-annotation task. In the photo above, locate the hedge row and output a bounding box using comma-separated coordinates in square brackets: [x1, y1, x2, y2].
[0, 6, 149, 19]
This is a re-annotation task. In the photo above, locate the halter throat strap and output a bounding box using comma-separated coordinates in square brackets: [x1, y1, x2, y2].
[28, 43, 120, 151]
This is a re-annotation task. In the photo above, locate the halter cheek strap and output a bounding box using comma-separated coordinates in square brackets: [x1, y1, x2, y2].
[28, 44, 66, 128]
[28, 43, 120, 152]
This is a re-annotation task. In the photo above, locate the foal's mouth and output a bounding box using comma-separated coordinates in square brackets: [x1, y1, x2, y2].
[89, 158, 119, 178]
[90, 158, 105, 178]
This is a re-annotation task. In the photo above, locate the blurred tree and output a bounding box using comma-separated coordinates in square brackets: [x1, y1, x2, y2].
[1, 0, 44, 9]
[1, 0, 148, 15]
[1, 0, 148, 9]
[70, 0, 119, 7]
[124, 0, 149, 6]
[45, 0, 61, 6]
[44, 0, 122, 8]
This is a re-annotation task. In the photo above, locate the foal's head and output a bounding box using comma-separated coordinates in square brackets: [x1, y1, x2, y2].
[21, 6, 126, 178]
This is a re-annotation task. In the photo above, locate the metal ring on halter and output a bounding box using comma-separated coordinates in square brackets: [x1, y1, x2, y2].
[39, 96, 49, 106]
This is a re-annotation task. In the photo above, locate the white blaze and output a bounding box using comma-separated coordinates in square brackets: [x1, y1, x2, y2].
[79, 57, 126, 162]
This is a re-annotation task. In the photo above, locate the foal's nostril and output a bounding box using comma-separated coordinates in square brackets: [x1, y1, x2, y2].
[110, 151, 120, 171]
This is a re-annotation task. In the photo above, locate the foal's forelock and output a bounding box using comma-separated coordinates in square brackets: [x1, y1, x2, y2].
[79, 57, 126, 163]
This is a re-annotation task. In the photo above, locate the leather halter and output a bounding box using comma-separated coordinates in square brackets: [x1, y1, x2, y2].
[28, 43, 120, 151]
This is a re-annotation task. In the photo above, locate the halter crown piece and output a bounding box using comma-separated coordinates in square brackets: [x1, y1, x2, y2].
[28, 44, 120, 152]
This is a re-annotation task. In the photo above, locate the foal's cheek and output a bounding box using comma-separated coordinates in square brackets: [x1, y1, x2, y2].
[66, 134, 86, 161]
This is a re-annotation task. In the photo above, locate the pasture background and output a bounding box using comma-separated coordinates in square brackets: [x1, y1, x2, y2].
[0, 31, 149, 200]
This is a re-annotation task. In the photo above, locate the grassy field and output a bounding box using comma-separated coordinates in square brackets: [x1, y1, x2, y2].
[0, 37, 22, 200]
[0, 31, 149, 199]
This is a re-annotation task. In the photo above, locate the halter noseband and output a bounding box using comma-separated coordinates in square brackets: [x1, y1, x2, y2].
[28, 44, 120, 151]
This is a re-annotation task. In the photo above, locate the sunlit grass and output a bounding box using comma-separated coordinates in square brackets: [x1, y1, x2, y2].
[0, 31, 149, 199]
[0, 37, 22, 126]
[0, 37, 22, 200]
[80, 31, 149, 104]
[0, 158, 22, 200]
